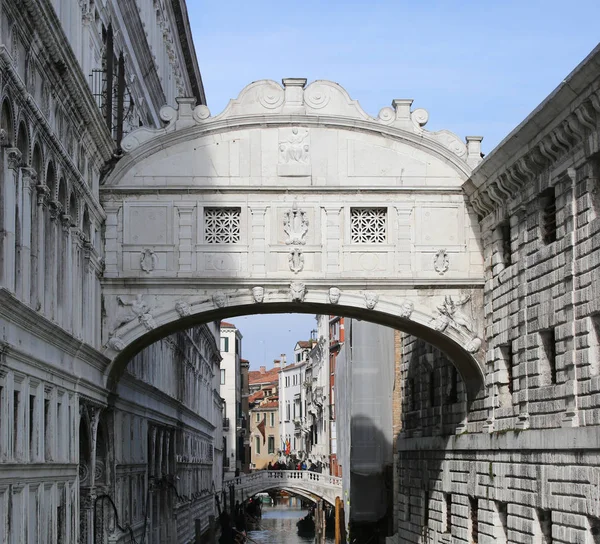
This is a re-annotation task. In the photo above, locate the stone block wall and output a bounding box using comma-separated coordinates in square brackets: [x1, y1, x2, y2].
[396, 45, 600, 544]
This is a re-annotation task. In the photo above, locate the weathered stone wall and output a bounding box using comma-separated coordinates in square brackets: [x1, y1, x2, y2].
[396, 44, 600, 544]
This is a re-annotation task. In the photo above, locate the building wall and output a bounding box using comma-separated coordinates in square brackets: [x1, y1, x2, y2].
[219, 323, 242, 478]
[278, 361, 306, 455]
[0, 1, 212, 542]
[249, 405, 279, 469]
[395, 44, 600, 544]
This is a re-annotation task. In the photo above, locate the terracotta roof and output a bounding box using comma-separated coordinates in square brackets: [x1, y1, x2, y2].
[249, 390, 265, 403]
[248, 367, 279, 385]
[261, 401, 279, 409]
[240, 358, 249, 363]
[296, 340, 313, 348]
[220, 321, 236, 328]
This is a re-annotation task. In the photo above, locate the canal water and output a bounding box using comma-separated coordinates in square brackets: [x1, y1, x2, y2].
[247, 503, 335, 544]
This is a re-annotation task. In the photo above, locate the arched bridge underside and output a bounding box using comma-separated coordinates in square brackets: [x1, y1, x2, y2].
[101, 78, 486, 398]
[225, 471, 343, 507]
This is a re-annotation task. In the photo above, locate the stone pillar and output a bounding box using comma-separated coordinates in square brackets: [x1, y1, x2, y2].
[149, 426, 157, 478]
[514, 207, 530, 429]
[249, 206, 268, 274]
[562, 168, 579, 427]
[103, 203, 120, 276]
[19, 168, 36, 305]
[323, 206, 342, 274]
[395, 206, 413, 274]
[2, 148, 22, 292]
[176, 202, 196, 275]
[34, 183, 48, 312]
[45, 201, 60, 321]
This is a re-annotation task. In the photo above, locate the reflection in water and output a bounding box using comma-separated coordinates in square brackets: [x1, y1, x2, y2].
[247, 503, 334, 544]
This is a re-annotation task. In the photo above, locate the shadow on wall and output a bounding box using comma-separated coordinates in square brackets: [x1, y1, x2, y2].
[396, 335, 476, 542]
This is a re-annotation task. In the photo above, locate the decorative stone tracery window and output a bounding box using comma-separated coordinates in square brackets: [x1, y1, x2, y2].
[204, 207, 241, 244]
[350, 207, 387, 243]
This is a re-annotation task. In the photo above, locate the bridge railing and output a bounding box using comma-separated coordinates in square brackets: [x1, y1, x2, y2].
[225, 470, 342, 489]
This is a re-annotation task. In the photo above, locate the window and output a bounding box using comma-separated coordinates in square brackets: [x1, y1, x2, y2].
[351, 207, 387, 243]
[423, 490, 429, 527]
[255, 436, 260, 455]
[296, 353, 301, 363]
[590, 314, 600, 375]
[499, 220, 512, 267]
[470, 497, 479, 544]
[268, 436, 275, 454]
[496, 501, 508, 541]
[29, 393, 36, 460]
[537, 508, 552, 543]
[13, 390, 20, 458]
[270, 413, 274, 427]
[285, 376, 290, 387]
[220, 369, 226, 385]
[540, 329, 557, 385]
[255, 412, 260, 422]
[221, 337, 229, 352]
[445, 494, 452, 534]
[286, 402, 290, 421]
[204, 207, 241, 243]
[44, 397, 51, 461]
[499, 343, 513, 405]
[540, 187, 557, 244]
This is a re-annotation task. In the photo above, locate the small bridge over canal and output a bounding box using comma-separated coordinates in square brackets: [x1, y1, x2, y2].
[224, 470, 343, 506]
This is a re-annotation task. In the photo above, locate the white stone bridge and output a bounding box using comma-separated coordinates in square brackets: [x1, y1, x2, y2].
[224, 470, 343, 506]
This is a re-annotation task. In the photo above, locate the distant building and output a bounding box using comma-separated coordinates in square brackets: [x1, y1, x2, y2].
[249, 364, 280, 468]
[279, 341, 314, 457]
[240, 358, 251, 473]
[303, 315, 331, 470]
[329, 316, 345, 477]
[219, 321, 243, 478]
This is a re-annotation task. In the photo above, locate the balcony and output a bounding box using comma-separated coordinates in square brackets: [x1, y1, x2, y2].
[223, 417, 230, 430]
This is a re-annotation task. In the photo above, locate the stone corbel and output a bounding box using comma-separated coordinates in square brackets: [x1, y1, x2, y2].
[7, 148, 22, 170]
[35, 183, 49, 206]
[575, 102, 596, 130]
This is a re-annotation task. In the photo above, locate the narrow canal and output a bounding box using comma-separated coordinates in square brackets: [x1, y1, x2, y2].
[247, 501, 335, 544]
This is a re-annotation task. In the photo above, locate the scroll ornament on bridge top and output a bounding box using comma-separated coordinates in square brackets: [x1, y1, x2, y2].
[119, 79, 482, 167]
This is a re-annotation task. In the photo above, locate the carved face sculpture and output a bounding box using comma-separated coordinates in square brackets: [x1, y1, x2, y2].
[364, 291, 379, 310]
[328, 287, 341, 305]
[213, 292, 227, 308]
[252, 286, 264, 303]
[175, 300, 191, 317]
[290, 282, 306, 302]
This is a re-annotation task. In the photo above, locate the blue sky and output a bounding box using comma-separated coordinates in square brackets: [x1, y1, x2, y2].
[187, 1, 600, 368]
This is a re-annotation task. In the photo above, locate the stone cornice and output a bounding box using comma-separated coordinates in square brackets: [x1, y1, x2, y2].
[170, 0, 206, 105]
[0, 289, 109, 372]
[20, 0, 115, 162]
[464, 43, 600, 220]
[114, 0, 166, 122]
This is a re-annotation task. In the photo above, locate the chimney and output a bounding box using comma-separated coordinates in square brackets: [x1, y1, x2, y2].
[273, 359, 281, 369]
[281, 354, 287, 365]
[259, 366, 266, 374]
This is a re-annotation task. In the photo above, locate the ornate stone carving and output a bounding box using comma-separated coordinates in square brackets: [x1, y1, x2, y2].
[290, 282, 306, 303]
[364, 291, 379, 310]
[139, 313, 157, 331]
[7, 148, 22, 170]
[251, 286, 264, 303]
[465, 336, 482, 353]
[204, 207, 241, 244]
[36, 183, 49, 206]
[288, 248, 304, 274]
[0, 129, 8, 147]
[328, 287, 341, 304]
[283, 201, 309, 245]
[351, 208, 387, 243]
[212, 291, 227, 308]
[398, 300, 414, 319]
[114, 294, 156, 334]
[433, 249, 449, 275]
[140, 248, 158, 273]
[107, 335, 125, 351]
[431, 294, 473, 333]
[175, 300, 191, 317]
[280, 127, 309, 164]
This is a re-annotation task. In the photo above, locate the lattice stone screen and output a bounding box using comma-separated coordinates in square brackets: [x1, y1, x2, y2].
[350, 207, 387, 243]
[204, 207, 241, 243]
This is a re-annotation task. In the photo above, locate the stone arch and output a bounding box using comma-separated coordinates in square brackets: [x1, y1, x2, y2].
[16, 119, 29, 164]
[82, 204, 91, 239]
[68, 190, 78, 226]
[57, 176, 67, 209]
[103, 291, 484, 400]
[46, 160, 57, 197]
[1, 95, 15, 145]
[31, 140, 43, 181]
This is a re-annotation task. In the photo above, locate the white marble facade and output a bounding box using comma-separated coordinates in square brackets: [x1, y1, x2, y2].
[0, 0, 219, 543]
